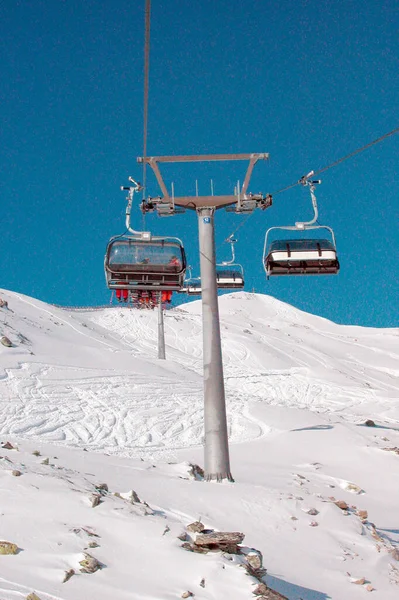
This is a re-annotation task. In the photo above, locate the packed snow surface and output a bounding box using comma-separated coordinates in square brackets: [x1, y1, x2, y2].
[0, 289, 398, 599]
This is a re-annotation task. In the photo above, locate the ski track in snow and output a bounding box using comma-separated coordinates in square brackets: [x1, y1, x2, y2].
[0, 291, 398, 459]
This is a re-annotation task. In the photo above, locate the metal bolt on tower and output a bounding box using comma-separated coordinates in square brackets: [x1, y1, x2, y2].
[138, 153, 271, 481]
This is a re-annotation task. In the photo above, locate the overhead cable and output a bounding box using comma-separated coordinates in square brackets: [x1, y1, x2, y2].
[141, 0, 151, 227]
[221, 124, 399, 247]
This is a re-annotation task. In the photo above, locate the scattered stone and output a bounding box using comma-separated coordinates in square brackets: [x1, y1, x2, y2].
[193, 531, 244, 554]
[253, 582, 269, 596]
[12, 470, 22, 477]
[364, 420, 375, 427]
[90, 493, 102, 508]
[243, 549, 267, 578]
[194, 531, 244, 548]
[366, 584, 375, 592]
[181, 592, 194, 598]
[143, 501, 154, 516]
[290, 516, 298, 521]
[389, 548, 399, 561]
[356, 509, 368, 520]
[309, 521, 319, 527]
[369, 524, 383, 542]
[62, 569, 75, 583]
[0, 336, 12, 347]
[41, 458, 49, 465]
[0, 541, 19, 555]
[383, 447, 399, 455]
[129, 490, 141, 503]
[199, 578, 205, 588]
[181, 542, 209, 555]
[32, 450, 41, 457]
[96, 483, 108, 493]
[81, 527, 100, 538]
[188, 463, 204, 480]
[255, 591, 288, 599]
[305, 508, 319, 516]
[177, 531, 189, 541]
[344, 482, 364, 494]
[79, 553, 102, 574]
[187, 521, 205, 533]
[244, 550, 263, 571]
[350, 577, 366, 585]
[88, 541, 100, 548]
[162, 525, 170, 536]
[334, 500, 349, 510]
[26, 594, 42, 600]
[1, 442, 16, 450]
[0, 299, 8, 308]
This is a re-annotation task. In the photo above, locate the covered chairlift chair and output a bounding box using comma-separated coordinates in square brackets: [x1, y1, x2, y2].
[104, 179, 187, 296]
[263, 175, 340, 278]
[216, 236, 245, 289]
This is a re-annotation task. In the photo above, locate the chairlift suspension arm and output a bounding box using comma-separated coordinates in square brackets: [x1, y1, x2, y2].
[221, 236, 236, 265]
[295, 174, 320, 229]
[121, 180, 151, 238]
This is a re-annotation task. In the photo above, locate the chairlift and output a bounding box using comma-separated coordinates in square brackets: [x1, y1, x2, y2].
[181, 237, 244, 295]
[216, 236, 245, 289]
[105, 180, 187, 294]
[263, 175, 339, 278]
[181, 266, 202, 295]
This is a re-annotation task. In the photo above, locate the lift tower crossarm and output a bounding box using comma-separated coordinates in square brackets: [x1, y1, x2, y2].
[137, 153, 269, 210]
[137, 153, 269, 162]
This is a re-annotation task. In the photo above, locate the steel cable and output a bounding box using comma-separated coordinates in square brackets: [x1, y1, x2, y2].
[141, 0, 151, 228]
[220, 124, 399, 248]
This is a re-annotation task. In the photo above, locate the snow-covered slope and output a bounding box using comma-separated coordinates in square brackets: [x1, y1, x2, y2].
[0, 289, 398, 600]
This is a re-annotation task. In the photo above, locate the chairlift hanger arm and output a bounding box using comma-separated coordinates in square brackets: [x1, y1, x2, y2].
[121, 180, 151, 239]
[219, 235, 236, 265]
[295, 173, 321, 229]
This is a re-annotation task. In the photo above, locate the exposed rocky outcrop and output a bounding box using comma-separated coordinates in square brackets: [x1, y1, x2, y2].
[180, 521, 287, 599]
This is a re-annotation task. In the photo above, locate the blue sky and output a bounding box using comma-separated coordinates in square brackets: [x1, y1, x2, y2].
[1, 0, 398, 327]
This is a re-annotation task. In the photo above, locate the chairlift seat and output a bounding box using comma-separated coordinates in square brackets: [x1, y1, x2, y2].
[216, 268, 244, 288]
[265, 239, 339, 277]
[184, 280, 202, 295]
[105, 237, 186, 291]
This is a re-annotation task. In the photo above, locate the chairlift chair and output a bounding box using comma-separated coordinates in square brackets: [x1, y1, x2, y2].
[263, 176, 340, 278]
[185, 278, 202, 295]
[104, 180, 187, 294]
[216, 236, 245, 289]
[181, 266, 202, 295]
[181, 237, 245, 295]
[105, 236, 187, 292]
